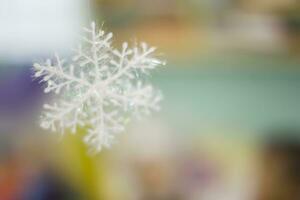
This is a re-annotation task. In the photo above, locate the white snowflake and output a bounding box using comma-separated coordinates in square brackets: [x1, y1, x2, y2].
[33, 22, 164, 153]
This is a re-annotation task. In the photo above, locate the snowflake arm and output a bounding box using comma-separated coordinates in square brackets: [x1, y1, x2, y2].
[33, 54, 91, 94]
[106, 42, 162, 86]
[105, 82, 162, 115]
[73, 22, 113, 81]
[40, 100, 86, 133]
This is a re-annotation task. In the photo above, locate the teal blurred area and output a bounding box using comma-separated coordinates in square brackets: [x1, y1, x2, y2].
[155, 54, 300, 131]
[0, 0, 300, 200]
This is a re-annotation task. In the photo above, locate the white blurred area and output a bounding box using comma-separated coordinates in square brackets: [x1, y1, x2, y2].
[0, 0, 85, 61]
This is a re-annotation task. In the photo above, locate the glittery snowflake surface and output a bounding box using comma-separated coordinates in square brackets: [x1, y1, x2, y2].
[33, 22, 164, 152]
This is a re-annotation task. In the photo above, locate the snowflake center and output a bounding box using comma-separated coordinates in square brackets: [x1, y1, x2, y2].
[93, 84, 107, 97]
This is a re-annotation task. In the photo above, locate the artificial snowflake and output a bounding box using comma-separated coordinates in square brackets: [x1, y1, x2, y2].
[33, 22, 164, 153]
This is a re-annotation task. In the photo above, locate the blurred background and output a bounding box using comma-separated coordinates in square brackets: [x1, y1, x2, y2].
[0, 0, 300, 199]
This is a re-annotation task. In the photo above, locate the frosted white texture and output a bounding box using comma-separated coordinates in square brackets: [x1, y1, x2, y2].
[33, 22, 164, 153]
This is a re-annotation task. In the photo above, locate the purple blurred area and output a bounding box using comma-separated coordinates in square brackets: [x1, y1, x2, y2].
[0, 64, 44, 134]
[0, 65, 42, 114]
